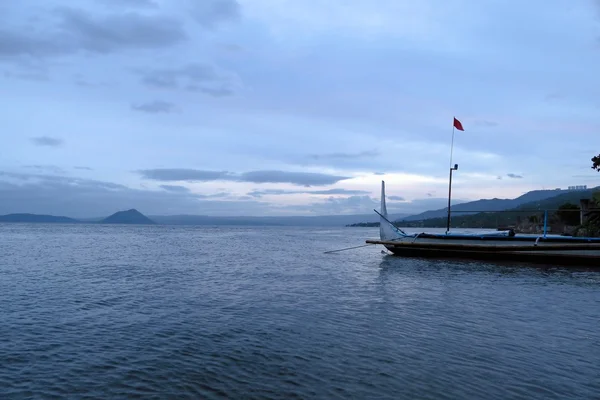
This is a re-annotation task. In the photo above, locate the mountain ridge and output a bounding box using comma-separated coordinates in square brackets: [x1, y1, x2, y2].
[401, 188, 597, 221]
[398, 189, 598, 229]
[0, 213, 79, 223]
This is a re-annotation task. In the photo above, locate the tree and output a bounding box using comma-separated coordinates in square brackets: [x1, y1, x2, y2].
[592, 154, 600, 171]
[555, 202, 580, 226]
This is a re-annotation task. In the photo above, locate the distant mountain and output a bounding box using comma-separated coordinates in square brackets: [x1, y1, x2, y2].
[101, 209, 155, 225]
[397, 189, 598, 229]
[0, 213, 79, 223]
[401, 188, 593, 221]
[150, 213, 409, 227]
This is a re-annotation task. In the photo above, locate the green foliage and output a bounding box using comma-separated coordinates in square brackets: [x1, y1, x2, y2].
[555, 203, 580, 226]
[592, 154, 600, 171]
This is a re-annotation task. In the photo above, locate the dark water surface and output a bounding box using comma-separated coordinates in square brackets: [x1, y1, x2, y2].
[1, 224, 599, 399]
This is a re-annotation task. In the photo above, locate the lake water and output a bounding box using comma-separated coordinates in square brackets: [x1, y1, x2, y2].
[1, 224, 599, 399]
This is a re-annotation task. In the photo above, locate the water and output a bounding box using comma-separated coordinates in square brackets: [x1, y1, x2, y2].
[1, 224, 599, 399]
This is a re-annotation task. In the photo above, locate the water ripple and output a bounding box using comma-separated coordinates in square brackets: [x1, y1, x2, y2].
[0, 224, 599, 399]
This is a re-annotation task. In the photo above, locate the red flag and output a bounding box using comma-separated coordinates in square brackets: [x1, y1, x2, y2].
[453, 117, 464, 131]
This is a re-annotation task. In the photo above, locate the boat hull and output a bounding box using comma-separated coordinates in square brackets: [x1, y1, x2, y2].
[366, 237, 600, 267]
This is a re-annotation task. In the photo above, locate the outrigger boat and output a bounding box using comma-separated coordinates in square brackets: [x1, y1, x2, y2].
[366, 181, 600, 267]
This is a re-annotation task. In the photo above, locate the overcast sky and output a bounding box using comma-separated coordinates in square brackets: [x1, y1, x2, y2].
[2, 0, 600, 217]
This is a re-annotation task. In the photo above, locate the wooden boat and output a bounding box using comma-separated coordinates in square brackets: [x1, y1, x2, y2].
[366, 181, 600, 267]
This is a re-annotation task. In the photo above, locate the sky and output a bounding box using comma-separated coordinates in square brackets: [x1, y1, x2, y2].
[2, 0, 600, 217]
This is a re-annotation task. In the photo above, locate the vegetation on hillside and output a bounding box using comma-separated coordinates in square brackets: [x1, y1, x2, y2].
[348, 189, 596, 228]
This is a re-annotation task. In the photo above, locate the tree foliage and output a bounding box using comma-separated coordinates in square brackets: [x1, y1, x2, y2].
[592, 154, 600, 171]
[555, 202, 580, 226]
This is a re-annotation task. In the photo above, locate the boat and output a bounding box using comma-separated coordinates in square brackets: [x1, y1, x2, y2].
[366, 181, 600, 267]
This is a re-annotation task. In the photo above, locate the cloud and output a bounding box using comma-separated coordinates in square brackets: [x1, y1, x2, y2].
[138, 63, 238, 96]
[139, 169, 232, 181]
[197, 192, 230, 199]
[24, 165, 65, 174]
[497, 176, 503, 180]
[0, 8, 186, 58]
[189, 86, 234, 97]
[312, 188, 370, 195]
[309, 150, 379, 160]
[388, 195, 406, 201]
[0, 171, 269, 217]
[160, 184, 190, 193]
[58, 8, 187, 53]
[191, 0, 241, 28]
[507, 173, 523, 179]
[138, 168, 350, 186]
[290, 195, 380, 215]
[0, 30, 64, 58]
[239, 171, 349, 186]
[132, 100, 176, 114]
[74, 166, 93, 171]
[159, 187, 228, 198]
[30, 136, 63, 147]
[3, 70, 49, 82]
[247, 188, 370, 198]
[97, 0, 158, 8]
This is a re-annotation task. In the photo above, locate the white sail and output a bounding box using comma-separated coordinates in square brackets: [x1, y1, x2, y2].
[379, 180, 403, 241]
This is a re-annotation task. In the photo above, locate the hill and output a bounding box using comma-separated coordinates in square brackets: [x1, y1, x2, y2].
[101, 209, 156, 225]
[400, 189, 597, 229]
[402, 188, 577, 221]
[0, 213, 79, 223]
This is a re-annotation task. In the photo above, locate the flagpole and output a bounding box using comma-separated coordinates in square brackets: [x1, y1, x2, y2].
[449, 120, 456, 169]
[446, 118, 457, 234]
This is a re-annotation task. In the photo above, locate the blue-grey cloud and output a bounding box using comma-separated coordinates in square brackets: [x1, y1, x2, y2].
[138, 63, 237, 96]
[189, 86, 234, 97]
[132, 100, 176, 114]
[191, 0, 241, 28]
[24, 165, 65, 174]
[58, 8, 186, 54]
[30, 136, 63, 147]
[0, 172, 268, 217]
[97, 0, 158, 8]
[3, 70, 49, 82]
[140, 169, 231, 181]
[309, 150, 379, 160]
[0, 171, 473, 217]
[0, 8, 187, 58]
[388, 195, 406, 201]
[248, 188, 370, 198]
[239, 171, 349, 186]
[160, 184, 190, 193]
[197, 192, 230, 199]
[507, 173, 523, 179]
[138, 168, 350, 186]
[74, 166, 93, 171]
